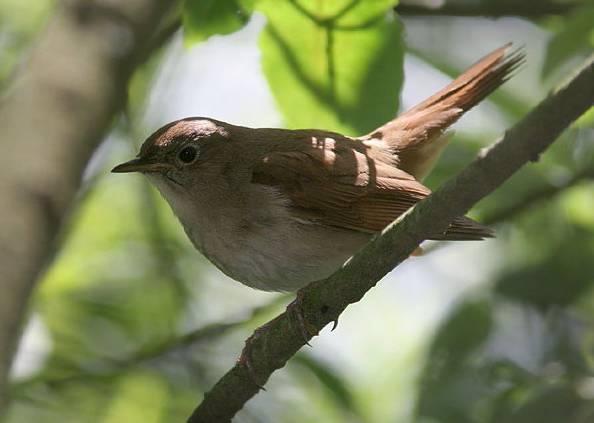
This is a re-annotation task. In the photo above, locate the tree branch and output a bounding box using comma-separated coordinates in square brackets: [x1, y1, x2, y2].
[0, 0, 179, 409]
[187, 55, 594, 422]
[396, 0, 578, 18]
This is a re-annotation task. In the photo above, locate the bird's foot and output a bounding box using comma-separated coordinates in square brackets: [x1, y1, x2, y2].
[237, 319, 277, 391]
[286, 290, 318, 346]
[237, 291, 318, 388]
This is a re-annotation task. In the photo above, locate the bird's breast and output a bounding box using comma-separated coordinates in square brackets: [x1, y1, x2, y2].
[175, 185, 370, 292]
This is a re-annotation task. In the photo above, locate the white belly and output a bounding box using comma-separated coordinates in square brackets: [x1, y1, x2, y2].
[152, 176, 370, 291]
[194, 216, 370, 291]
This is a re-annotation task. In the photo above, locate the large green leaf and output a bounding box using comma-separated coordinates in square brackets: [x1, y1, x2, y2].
[183, 0, 255, 44]
[258, 0, 403, 135]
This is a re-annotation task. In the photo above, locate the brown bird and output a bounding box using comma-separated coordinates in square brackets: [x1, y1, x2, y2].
[113, 44, 523, 292]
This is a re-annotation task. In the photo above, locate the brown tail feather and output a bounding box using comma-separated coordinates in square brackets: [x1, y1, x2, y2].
[366, 44, 525, 180]
[404, 43, 524, 119]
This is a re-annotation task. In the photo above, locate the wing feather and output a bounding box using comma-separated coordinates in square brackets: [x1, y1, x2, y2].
[252, 145, 492, 240]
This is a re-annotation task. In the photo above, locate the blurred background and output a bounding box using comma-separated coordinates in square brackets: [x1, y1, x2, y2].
[1, 0, 594, 421]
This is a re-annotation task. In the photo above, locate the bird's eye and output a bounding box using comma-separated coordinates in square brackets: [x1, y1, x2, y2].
[177, 146, 198, 164]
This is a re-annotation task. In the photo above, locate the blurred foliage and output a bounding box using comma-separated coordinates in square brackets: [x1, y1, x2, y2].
[416, 299, 594, 423]
[542, 1, 594, 80]
[3, 0, 594, 422]
[416, 300, 494, 422]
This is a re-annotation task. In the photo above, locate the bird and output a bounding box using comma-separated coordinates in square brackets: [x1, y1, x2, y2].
[113, 44, 523, 293]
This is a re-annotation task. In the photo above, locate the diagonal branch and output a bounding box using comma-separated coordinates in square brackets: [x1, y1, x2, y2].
[0, 0, 180, 410]
[187, 55, 594, 422]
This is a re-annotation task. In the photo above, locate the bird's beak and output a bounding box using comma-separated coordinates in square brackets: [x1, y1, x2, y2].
[111, 158, 170, 173]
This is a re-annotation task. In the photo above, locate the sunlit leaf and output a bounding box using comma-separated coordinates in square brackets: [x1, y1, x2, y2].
[258, 0, 403, 134]
[183, 0, 255, 44]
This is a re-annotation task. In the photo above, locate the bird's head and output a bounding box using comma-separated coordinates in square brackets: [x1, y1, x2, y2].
[112, 118, 233, 193]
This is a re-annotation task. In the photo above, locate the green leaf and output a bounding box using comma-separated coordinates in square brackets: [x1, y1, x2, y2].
[542, 3, 594, 79]
[183, 0, 255, 44]
[258, 0, 403, 134]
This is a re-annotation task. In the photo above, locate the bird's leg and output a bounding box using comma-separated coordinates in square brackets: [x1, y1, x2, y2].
[286, 289, 318, 346]
[238, 290, 321, 387]
[237, 316, 282, 391]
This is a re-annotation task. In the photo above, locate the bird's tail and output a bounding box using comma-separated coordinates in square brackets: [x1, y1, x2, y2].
[366, 43, 525, 180]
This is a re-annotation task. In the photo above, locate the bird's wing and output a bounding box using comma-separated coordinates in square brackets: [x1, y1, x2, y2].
[251, 138, 492, 240]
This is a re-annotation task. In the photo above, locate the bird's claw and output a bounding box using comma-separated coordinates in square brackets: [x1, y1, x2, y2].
[237, 327, 268, 390]
[287, 290, 317, 346]
[237, 291, 317, 389]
